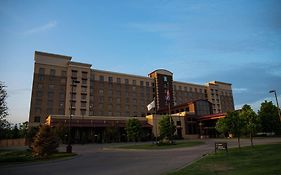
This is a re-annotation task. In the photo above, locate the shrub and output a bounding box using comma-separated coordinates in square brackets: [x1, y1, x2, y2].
[31, 125, 59, 158]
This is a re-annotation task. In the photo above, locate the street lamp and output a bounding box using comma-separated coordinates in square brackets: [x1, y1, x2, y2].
[66, 79, 80, 153]
[269, 90, 281, 122]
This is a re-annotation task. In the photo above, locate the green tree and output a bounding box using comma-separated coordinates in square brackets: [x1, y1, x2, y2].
[31, 125, 59, 158]
[215, 117, 229, 136]
[240, 104, 260, 147]
[19, 121, 29, 138]
[12, 124, 20, 138]
[0, 82, 9, 133]
[126, 118, 142, 142]
[159, 116, 176, 142]
[258, 100, 281, 135]
[216, 111, 245, 148]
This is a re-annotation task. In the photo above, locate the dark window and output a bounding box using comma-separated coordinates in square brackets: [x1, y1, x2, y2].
[39, 68, 45, 75]
[132, 80, 136, 85]
[117, 78, 121, 83]
[82, 71, 87, 79]
[146, 82, 149, 87]
[72, 70, 78, 77]
[125, 79, 129, 84]
[99, 75, 104, 81]
[34, 116, 41, 123]
[140, 81, 144, 86]
[108, 77, 113, 82]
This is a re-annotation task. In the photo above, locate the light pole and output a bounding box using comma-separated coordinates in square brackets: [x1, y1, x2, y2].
[66, 79, 80, 153]
[269, 90, 281, 122]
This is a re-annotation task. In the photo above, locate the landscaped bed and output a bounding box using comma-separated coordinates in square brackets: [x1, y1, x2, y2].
[168, 143, 281, 175]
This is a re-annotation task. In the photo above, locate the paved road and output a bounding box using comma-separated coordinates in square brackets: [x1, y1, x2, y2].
[1, 137, 281, 175]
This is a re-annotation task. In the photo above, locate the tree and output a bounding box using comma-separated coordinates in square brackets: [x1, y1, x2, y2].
[0, 81, 9, 131]
[240, 104, 260, 147]
[126, 118, 142, 142]
[216, 111, 245, 148]
[159, 116, 176, 142]
[32, 125, 59, 158]
[258, 100, 281, 135]
[215, 117, 229, 136]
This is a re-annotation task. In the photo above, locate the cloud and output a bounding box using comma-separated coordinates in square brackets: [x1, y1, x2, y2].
[24, 20, 57, 35]
[129, 22, 181, 39]
[235, 95, 281, 112]
[233, 88, 248, 93]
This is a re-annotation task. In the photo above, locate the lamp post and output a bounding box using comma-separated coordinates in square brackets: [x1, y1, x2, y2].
[66, 79, 80, 153]
[269, 90, 281, 122]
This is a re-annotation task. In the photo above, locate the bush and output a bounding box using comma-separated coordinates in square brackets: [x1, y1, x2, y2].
[31, 125, 59, 158]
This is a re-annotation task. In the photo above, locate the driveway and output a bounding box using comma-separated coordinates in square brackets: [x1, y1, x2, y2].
[1, 137, 281, 175]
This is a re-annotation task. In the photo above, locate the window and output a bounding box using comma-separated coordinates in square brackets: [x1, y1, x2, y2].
[82, 79, 87, 85]
[81, 102, 86, 108]
[72, 70, 78, 77]
[82, 71, 87, 79]
[81, 94, 87, 100]
[48, 84, 55, 89]
[117, 78, 121, 84]
[146, 82, 149, 87]
[108, 97, 113, 103]
[39, 68, 45, 75]
[50, 69, 56, 76]
[125, 79, 129, 84]
[140, 81, 144, 86]
[132, 86, 136, 91]
[34, 116, 41, 123]
[132, 80, 136, 85]
[61, 70, 67, 77]
[116, 97, 121, 104]
[163, 76, 167, 82]
[38, 74, 44, 81]
[99, 89, 104, 95]
[108, 77, 113, 82]
[99, 75, 104, 81]
[37, 83, 43, 89]
[48, 92, 54, 99]
[35, 99, 42, 106]
[82, 87, 87, 93]
[36, 91, 43, 97]
[35, 107, 41, 113]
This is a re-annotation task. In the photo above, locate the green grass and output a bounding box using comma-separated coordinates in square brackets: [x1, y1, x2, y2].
[117, 141, 204, 150]
[0, 149, 76, 165]
[168, 143, 281, 175]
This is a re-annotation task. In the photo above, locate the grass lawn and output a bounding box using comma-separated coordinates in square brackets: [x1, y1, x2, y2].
[117, 141, 204, 150]
[168, 143, 281, 175]
[0, 149, 76, 165]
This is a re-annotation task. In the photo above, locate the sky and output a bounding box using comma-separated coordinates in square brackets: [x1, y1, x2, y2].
[0, 0, 281, 124]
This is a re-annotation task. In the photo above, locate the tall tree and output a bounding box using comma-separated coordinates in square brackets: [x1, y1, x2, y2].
[258, 100, 281, 135]
[159, 116, 176, 142]
[126, 118, 142, 142]
[0, 81, 9, 130]
[240, 104, 260, 147]
[216, 111, 245, 148]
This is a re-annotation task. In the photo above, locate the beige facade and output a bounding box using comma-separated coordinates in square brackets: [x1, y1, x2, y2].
[29, 51, 234, 126]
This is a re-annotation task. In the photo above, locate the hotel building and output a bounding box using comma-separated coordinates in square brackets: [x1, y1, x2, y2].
[29, 51, 234, 139]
